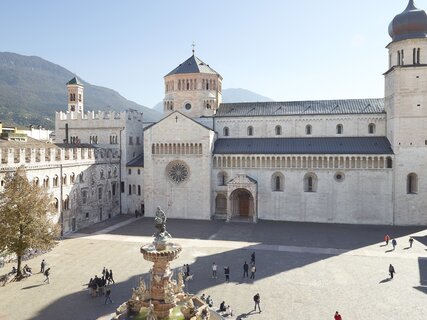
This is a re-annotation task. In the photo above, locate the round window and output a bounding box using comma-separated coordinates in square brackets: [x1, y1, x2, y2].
[185, 103, 192, 110]
[166, 161, 190, 184]
[334, 172, 345, 182]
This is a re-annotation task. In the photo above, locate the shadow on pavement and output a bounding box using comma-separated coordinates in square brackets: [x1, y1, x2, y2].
[105, 217, 426, 251]
[379, 278, 391, 284]
[32, 275, 140, 320]
[418, 258, 427, 286]
[22, 284, 46, 290]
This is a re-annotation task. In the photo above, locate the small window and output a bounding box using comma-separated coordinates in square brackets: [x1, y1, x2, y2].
[138, 169, 141, 175]
[368, 123, 376, 134]
[128, 184, 132, 195]
[304, 173, 317, 192]
[223, 127, 229, 137]
[98, 188, 103, 200]
[407, 173, 418, 194]
[129, 137, 133, 145]
[128, 169, 131, 175]
[306, 125, 312, 135]
[275, 125, 282, 136]
[78, 94, 82, 102]
[247, 126, 254, 136]
[136, 137, 140, 145]
[82, 190, 88, 204]
[121, 181, 125, 193]
[271, 173, 284, 191]
[185, 103, 192, 110]
[138, 185, 141, 196]
[334, 172, 345, 182]
[85, 212, 89, 219]
[336, 124, 343, 134]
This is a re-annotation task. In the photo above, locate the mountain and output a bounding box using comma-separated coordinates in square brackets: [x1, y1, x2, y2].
[152, 88, 273, 113]
[0, 52, 162, 129]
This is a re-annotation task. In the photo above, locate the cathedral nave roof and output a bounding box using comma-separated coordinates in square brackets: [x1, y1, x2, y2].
[214, 137, 393, 155]
[216, 98, 384, 117]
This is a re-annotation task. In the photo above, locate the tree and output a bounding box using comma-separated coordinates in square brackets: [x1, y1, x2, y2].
[0, 167, 59, 277]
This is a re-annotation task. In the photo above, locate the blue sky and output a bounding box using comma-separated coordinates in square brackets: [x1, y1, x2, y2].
[0, 0, 419, 107]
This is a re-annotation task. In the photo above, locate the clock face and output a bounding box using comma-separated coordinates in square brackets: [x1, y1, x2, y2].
[185, 103, 192, 110]
[166, 161, 189, 184]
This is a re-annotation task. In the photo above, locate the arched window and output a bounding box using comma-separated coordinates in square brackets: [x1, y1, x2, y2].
[306, 125, 312, 135]
[33, 177, 39, 186]
[275, 125, 282, 136]
[98, 187, 103, 200]
[100, 169, 104, 179]
[54, 198, 59, 211]
[247, 126, 254, 136]
[223, 127, 229, 137]
[336, 124, 343, 134]
[304, 173, 318, 192]
[407, 173, 418, 194]
[43, 176, 49, 188]
[62, 174, 67, 185]
[368, 123, 376, 134]
[53, 175, 59, 187]
[79, 172, 84, 183]
[271, 173, 284, 191]
[138, 185, 141, 196]
[70, 173, 75, 184]
[217, 171, 228, 186]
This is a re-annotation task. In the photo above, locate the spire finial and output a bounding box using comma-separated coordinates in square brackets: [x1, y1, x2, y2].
[406, 0, 416, 10]
[192, 41, 196, 55]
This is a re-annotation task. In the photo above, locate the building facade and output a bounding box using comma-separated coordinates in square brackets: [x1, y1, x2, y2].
[144, 0, 427, 226]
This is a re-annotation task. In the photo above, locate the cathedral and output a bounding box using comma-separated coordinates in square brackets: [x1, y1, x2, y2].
[1, 1, 426, 234]
[143, 0, 427, 226]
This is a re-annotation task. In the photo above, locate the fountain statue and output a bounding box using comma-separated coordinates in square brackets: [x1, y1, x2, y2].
[113, 206, 218, 320]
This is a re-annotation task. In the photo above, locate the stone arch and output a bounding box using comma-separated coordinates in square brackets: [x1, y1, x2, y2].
[229, 188, 254, 218]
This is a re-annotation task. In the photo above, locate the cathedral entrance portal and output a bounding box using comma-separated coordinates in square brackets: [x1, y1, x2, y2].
[229, 188, 254, 221]
[226, 174, 258, 222]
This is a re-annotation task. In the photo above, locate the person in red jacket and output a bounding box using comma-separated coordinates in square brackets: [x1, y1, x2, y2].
[334, 311, 342, 320]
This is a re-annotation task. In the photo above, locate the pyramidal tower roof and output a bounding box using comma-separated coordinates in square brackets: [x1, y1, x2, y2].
[165, 55, 222, 79]
[66, 77, 83, 86]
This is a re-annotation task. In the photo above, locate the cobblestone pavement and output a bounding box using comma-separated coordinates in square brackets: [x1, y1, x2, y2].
[0, 216, 426, 320]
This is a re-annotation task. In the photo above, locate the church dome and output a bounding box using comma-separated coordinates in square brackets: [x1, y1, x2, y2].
[388, 0, 427, 42]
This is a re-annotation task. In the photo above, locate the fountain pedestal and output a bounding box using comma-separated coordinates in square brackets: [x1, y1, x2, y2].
[139, 243, 182, 319]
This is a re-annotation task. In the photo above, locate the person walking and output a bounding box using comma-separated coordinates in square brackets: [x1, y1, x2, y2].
[334, 311, 342, 320]
[102, 267, 106, 277]
[250, 252, 256, 265]
[253, 293, 261, 313]
[109, 269, 115, 284]
[384, 234, 390, 246]
[40, 259, 46, 274]
[104, 286, 113, 304]
[243, 261, 249, 278]
[224, 266, 230, 282]
[185, 264, 190, 277]
[212, 262, 217, 279]
[391, 238, 397, 251]
[250, 265, 256, 279]
[43, 268, 51, 284]
[389, 264, 396, 279]
[409, 237, 414, 248]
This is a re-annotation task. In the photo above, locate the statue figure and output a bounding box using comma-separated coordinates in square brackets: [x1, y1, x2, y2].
[164, 282, 176, 304]
[154, 206, 171, 242]
[146, 301, 157, 320]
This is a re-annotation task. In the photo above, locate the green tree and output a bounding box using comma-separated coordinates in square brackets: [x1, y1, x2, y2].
[0, 167, 59, 277]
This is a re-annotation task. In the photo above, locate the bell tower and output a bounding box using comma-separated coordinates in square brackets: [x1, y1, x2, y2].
[163, 48, 222, 118]
[385, 0, 427, 225]
[66, 77, 84, 113]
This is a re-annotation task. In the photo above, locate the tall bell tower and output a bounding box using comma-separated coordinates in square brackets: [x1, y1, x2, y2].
[66, 77, 84, 113]
[163, 48, 222, 118]
[385, 0, 427, 224]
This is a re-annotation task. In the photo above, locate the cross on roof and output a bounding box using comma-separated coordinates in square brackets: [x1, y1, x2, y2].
[192, 41, 196, 55]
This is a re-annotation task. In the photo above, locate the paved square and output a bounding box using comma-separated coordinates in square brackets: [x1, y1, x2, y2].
[0, 216, 426, 320]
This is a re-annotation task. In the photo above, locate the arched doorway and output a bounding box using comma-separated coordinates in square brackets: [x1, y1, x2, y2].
[230, 188, 254, 219]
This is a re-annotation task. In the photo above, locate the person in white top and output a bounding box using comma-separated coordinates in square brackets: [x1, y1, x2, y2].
[212, 262, 217, 278]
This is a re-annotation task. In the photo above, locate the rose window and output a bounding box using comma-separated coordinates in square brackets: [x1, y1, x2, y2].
[167, 161, 189, 184]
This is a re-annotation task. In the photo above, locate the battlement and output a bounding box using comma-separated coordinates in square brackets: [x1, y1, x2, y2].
[56, 109, 143, 122]
[0, 146, 120, 168]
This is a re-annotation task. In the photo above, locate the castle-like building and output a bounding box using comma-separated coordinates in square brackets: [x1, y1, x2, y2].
[144, 0, 427, 226]
[1, 1, 426, 233]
